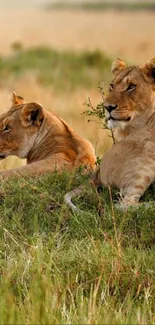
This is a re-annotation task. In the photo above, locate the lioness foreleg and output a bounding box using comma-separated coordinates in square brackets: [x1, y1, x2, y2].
[117, 172, 155, 210]
[0, 156, 73, 180]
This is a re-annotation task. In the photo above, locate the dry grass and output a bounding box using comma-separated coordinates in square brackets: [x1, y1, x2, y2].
[0, 9, 154, 62]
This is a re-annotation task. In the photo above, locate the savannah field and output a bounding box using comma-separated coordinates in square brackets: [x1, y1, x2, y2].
[0, 3, 155, 324]
[0, 5, 155, 171]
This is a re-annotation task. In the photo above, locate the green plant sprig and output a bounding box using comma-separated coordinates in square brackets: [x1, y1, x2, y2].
[83, 84, 115, 144]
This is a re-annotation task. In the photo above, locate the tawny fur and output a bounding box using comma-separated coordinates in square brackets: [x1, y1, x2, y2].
[0, 92, 96, 179]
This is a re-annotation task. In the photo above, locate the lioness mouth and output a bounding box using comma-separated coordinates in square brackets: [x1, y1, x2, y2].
[0, 154, 6, 160]
[108, 117, 131, 122]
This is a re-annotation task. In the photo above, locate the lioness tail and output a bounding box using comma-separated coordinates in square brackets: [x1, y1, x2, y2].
[64, 185, 84, 213]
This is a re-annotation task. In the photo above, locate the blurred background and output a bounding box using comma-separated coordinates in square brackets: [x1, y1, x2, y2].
[0, 0, 154, 170]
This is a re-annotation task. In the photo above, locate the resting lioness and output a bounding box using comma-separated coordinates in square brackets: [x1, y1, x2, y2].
[64, 57, 155, 211]
[0, 92, 96, 179]
[65, 109, 155, 211]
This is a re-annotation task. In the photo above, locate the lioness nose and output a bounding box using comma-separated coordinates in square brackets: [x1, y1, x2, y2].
[104, 103, 118, 113]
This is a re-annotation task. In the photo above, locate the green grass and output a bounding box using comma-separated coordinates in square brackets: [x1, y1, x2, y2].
[0, 47, 111, 90]
[47, 1, 155, 11]
[0, 170, 155, 323]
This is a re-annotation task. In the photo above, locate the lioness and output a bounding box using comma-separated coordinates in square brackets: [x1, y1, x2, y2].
[65, 110, 155, 211]
[104, 57, 155, 142]
[64, 58, 155, 211]
[0, 92, 96, 179]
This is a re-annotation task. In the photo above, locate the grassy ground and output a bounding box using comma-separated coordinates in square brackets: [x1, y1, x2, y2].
[0, 17, 154, 322]
[0, 170, 155, 323]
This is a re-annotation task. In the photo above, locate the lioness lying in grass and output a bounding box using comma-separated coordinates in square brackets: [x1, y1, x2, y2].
[65, 109, 155, 211]
[0, 92, 96, 179]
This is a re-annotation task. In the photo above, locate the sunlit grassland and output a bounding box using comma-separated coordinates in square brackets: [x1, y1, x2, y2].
[0, 46, 155, 324]
[0, 9, 154, 63]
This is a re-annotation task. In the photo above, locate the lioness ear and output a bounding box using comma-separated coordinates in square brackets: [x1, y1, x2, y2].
[21, 102, 44, 127]
[140, 58, 155, 80]
[12, 91, 24, 105]
[111, 58, 126, 76]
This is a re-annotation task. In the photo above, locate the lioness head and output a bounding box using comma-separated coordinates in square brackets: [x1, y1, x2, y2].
[0, 92, 44, 160]
[104, 58, 155, 130]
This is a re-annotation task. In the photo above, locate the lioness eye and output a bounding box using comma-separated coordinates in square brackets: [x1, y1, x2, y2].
[126, 83, 136, 92]
[3, 125, 11, 133]
[109, 83, 114, 92]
